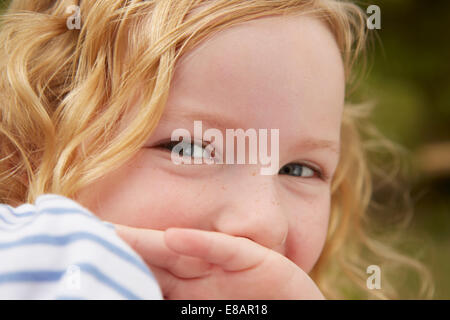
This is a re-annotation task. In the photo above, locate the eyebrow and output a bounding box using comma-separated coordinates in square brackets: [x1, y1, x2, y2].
[290, 138, 340, 155]
[159, 109, 245, 131]
[160, 107, 340, 154]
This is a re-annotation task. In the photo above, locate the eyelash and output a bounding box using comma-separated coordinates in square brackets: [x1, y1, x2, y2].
[278, 162, 325, 180]
[157, 140, 214, 157]
[156, 139, 327, 180]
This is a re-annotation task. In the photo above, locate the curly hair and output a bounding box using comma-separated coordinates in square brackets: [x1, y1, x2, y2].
[0, 0, 434, 299]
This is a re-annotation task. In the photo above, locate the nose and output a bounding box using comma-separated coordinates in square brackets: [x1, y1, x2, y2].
[212, 174, 289, 253]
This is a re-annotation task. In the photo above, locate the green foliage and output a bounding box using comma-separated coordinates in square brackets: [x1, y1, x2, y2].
[355, 0, 450, 299]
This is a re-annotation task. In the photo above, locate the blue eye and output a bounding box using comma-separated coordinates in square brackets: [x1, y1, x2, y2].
[278, 163, 319, 178]
[159, 140, 214, 159]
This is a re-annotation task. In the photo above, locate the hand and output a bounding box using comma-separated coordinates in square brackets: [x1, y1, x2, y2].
[114, 224, 325, 300]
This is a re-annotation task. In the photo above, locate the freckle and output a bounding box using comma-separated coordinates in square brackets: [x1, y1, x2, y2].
[251, 172, 257, 176]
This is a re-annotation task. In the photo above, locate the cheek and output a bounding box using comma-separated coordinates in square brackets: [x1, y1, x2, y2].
[121, 169, 219, 230]
[284, 193, 331, 273]
[76, 151, 219, 230]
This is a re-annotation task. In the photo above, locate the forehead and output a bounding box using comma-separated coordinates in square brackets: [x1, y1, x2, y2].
[164, 14, 345, 143]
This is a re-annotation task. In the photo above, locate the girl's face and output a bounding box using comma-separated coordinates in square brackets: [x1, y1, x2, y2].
[75, 15, 345, 273]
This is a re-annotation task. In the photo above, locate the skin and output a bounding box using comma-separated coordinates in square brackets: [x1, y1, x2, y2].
[74, 14, 345, 299]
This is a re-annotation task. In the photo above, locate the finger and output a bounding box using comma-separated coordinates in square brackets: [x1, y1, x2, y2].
[150, 265, 216, 300]
[164, 228, 269, 272]
[148, 265, 179, 299]
[114, 224, 213, 278]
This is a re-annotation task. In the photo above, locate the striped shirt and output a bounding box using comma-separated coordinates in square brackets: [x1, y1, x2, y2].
[0, 193, 163, 300]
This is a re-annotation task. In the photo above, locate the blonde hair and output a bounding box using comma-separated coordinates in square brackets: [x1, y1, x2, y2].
[0, 0, 434, 299]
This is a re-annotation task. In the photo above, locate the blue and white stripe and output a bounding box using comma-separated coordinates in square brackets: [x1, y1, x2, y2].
[0, 194, 163, 300]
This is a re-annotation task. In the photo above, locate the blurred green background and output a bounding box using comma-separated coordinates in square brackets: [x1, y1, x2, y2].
[354, 0, 450, 299]
[0, 0, 448, 299]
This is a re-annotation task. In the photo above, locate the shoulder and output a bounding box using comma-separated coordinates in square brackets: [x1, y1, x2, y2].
[0, 194, 163, 300]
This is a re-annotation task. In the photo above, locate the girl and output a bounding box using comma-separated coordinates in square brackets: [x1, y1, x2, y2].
[0, 0, 433, 299]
